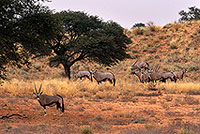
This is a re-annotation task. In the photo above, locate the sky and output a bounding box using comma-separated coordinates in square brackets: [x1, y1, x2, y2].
[44, 0, 200, 29]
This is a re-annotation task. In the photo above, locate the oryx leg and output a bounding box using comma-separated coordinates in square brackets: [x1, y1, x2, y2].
[54, 109, 58, 116]
[58, 101, 63, 116]
[108, 79, 113, 84]
[86, 76, 90, 80]
[60, 107, 63, 116]
[170, 78, 176, 82]
[160, 79, 166, 83]
[80, 77, 83, 82]
[43, 106, 47, 116]
[55, 102, 61, 116]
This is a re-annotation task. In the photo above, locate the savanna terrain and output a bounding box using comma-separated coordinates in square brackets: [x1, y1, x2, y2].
[0, 21, 200, 134]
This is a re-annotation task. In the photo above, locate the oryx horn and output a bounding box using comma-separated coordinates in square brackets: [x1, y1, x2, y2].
[39, 84, 42, 93]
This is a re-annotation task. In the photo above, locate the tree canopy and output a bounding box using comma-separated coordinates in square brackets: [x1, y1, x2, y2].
[0, 0, 59, 80]
[179, 6, 200, 22]
[0, 1, 132, 80]
[49, 10, 132, 79]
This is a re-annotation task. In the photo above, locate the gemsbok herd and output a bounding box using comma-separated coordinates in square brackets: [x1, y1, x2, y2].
[130, 60, 187, 83]
[72, 60, 187, 84]
[34, 60, 187, 116]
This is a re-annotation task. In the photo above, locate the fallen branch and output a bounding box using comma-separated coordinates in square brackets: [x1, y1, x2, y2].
[0, 114, 28, 119]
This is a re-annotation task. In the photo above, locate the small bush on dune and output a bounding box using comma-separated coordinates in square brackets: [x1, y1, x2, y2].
[172, 22, 182, 31]
[169, 39, 179, 49]
[81, 127, 93, 134]
[131, 28, 144, 35]
[148, 25, 161, 32]
[170, 44, 178, 49]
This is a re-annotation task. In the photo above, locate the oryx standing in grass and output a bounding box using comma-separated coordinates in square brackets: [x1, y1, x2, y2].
[172, 69, 187, 81]
[160, 72, 176, 82]
[33, 84, 64, 116]
[131, 71, 151, 83]
[73, 71, 93, 81]
[90, 70, 116, 86]
[131, 60, 149, 71]
[149, 72, 176, 83]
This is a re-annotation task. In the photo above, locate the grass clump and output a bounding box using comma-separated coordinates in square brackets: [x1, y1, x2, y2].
[133, 116, 149, 124]
[81, 127, 93, 134]
[131, 28, 144, 35]
[178, 129, 195, 134]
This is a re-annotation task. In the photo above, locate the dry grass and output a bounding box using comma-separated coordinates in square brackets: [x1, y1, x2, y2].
[163, 82, 200, 93]
[143, 82, 200, 94]
[1, 78, 200, 97]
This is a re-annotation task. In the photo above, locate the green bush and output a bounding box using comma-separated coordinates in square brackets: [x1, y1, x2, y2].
[188, 66, 200, 71]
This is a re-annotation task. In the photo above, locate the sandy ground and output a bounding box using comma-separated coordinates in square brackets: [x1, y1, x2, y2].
[1, 92, 200, 134]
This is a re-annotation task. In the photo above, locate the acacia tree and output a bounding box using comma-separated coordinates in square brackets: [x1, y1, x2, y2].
[49, 10, 132, 79]
[179, 6, 200, 22]
[0, 0, 59, 80]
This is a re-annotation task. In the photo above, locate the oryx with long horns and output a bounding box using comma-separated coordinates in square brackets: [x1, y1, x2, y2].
[131, 71, 151, 83]
[172, 68, 187, 81]
[73, 71, 93, 81]
[131, 60, 149, 71]
[90, 70, 116, 86]
[33, 84, 64, 116]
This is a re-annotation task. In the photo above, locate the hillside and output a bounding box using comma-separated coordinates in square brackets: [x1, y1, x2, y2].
[126, 20, 200, 80]
[5, 20, 200, 82]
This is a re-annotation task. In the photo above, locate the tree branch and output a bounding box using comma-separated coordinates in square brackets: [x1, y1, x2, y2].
[70, 52, 87, 66]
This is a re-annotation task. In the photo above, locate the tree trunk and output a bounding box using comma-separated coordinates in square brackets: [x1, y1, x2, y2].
[62, 63, 71, 79]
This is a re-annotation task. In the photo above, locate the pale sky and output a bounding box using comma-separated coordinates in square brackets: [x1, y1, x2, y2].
[44, 0, 200, 29]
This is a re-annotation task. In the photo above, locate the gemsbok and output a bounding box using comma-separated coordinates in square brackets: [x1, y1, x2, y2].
[90, 70, 116, 86]
[172, 69, 187, 81]
[160, 72, 176, 82]
[131, 60, 149, 71]
[33, 84, 64, 116]
[73, 71, 92, 81]
[149, 72, 176, 83]
[131, 71, 151, 83]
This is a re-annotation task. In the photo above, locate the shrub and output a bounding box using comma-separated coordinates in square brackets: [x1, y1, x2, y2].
[81, 127, 93, 134]
[131, 28, 144, 35]
[170, 44, 178, 49]
[172, 22, 182, 31]
[178, 129, 195, 134]
[145, 124, 155, 129]
[132, 116, 149, 124]
[188, 66, 200, 71]
[170, 39, 178, 49]
[149, 25, 159, 32]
